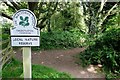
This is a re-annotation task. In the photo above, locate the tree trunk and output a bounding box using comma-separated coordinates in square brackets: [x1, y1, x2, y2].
[47, 18, 51, 32]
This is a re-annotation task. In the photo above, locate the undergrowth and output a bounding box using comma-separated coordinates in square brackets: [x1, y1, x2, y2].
[32, 29, 88, 50]
[79, 28, 120, 79]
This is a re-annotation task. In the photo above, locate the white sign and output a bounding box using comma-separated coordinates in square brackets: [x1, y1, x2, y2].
[10, 9, 40, 36]
[11, 37, 40, 46]
[11, 9, 40, 47]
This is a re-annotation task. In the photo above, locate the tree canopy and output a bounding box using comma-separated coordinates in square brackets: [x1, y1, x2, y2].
[1, 1, 119, 34]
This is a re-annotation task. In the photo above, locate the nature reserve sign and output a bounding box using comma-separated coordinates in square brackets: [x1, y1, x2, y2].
[10, 9, 40, 78]
[11, 37, 40, 46]
[10, 9, 40, 46]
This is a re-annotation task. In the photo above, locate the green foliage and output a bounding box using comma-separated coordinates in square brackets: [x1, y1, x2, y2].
[33, 29, 88, 50]
[50, 2, 86, 32]
[79, 28, 120, 78]
[2, 23, 11, 34]
[2, 59, 71, 79]
[2, 34, 9, 40]
[51, 12, 66, 31]
[1, 23, 11, 49]
[2, 59, 23, 78]
[104, 13, 120, 31]
[32, 65, 71, 78]
[1, 34, 9, 49]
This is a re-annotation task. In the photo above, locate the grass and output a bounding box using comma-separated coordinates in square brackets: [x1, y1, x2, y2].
[2, 59, 72, 79]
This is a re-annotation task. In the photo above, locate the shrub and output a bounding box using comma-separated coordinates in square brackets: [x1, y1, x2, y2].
[79, 28, 120, 78]
[2, 23, 11, 34]
[1, 23, 11, 49]
[1, 34, 10, 49]
[32, 29, 88, 50]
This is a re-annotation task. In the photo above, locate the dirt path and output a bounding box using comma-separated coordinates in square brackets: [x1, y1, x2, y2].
[15, 47, 105, 78]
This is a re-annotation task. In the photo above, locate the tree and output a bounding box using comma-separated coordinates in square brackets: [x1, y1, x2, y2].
[1, 0, 58, 32]
[82, 1, 119, 34]
[1, 0, 119, 34]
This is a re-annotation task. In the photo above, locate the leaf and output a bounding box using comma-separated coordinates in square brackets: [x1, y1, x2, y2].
[19, 21, 24, 25]
[24, 17, 28, 21]
[25, 23, 29, 26]
[20, 16, 23, 20]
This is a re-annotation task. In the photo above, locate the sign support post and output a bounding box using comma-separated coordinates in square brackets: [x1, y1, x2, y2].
[23, 47, 31, 78]
[10, 9, 40, 79]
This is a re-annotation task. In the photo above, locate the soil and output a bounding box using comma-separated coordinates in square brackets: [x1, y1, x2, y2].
[15, 47, 105, 78]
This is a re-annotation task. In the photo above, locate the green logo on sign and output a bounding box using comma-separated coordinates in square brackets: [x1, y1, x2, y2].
[19, 16, 29, 27]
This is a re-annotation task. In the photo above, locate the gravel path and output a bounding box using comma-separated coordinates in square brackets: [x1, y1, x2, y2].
[15, 47, 105, 78]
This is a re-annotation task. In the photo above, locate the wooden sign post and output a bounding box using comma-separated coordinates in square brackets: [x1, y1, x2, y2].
[23, 47, 31, 78]
[10, 9, 40, 78]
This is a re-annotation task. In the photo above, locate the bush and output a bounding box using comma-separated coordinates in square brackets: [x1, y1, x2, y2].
[2, 23, 11, 34]
[79, 28, 120, 78]
[32, 29, 88, 50]
[1, 23, 11, 49]
[1, 34, 10, 49]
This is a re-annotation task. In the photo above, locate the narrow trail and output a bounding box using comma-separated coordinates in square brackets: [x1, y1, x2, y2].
[15, 47, 105, 78]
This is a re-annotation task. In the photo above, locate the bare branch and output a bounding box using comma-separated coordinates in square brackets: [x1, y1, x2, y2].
[98, 0, 108, 13]
[4, 2, 15, 10]
[8, 0, 20, 10]
[1, 12, 12, 20]
[11, 2, 20, 10]
[97, 3, 118, 27]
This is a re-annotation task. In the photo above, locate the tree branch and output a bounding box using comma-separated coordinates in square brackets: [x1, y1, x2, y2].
[37, 17, 47, 29]
[28, 2, 39, 11]
[4, 2, 16, 10]
[37, 2, 58, 30]
[52, 2, 58, 11]
[1, 13, 12, 20]
[97, 3, 118, 27]
[10, 1, 20, 10]
[98, 0, 107, 13]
